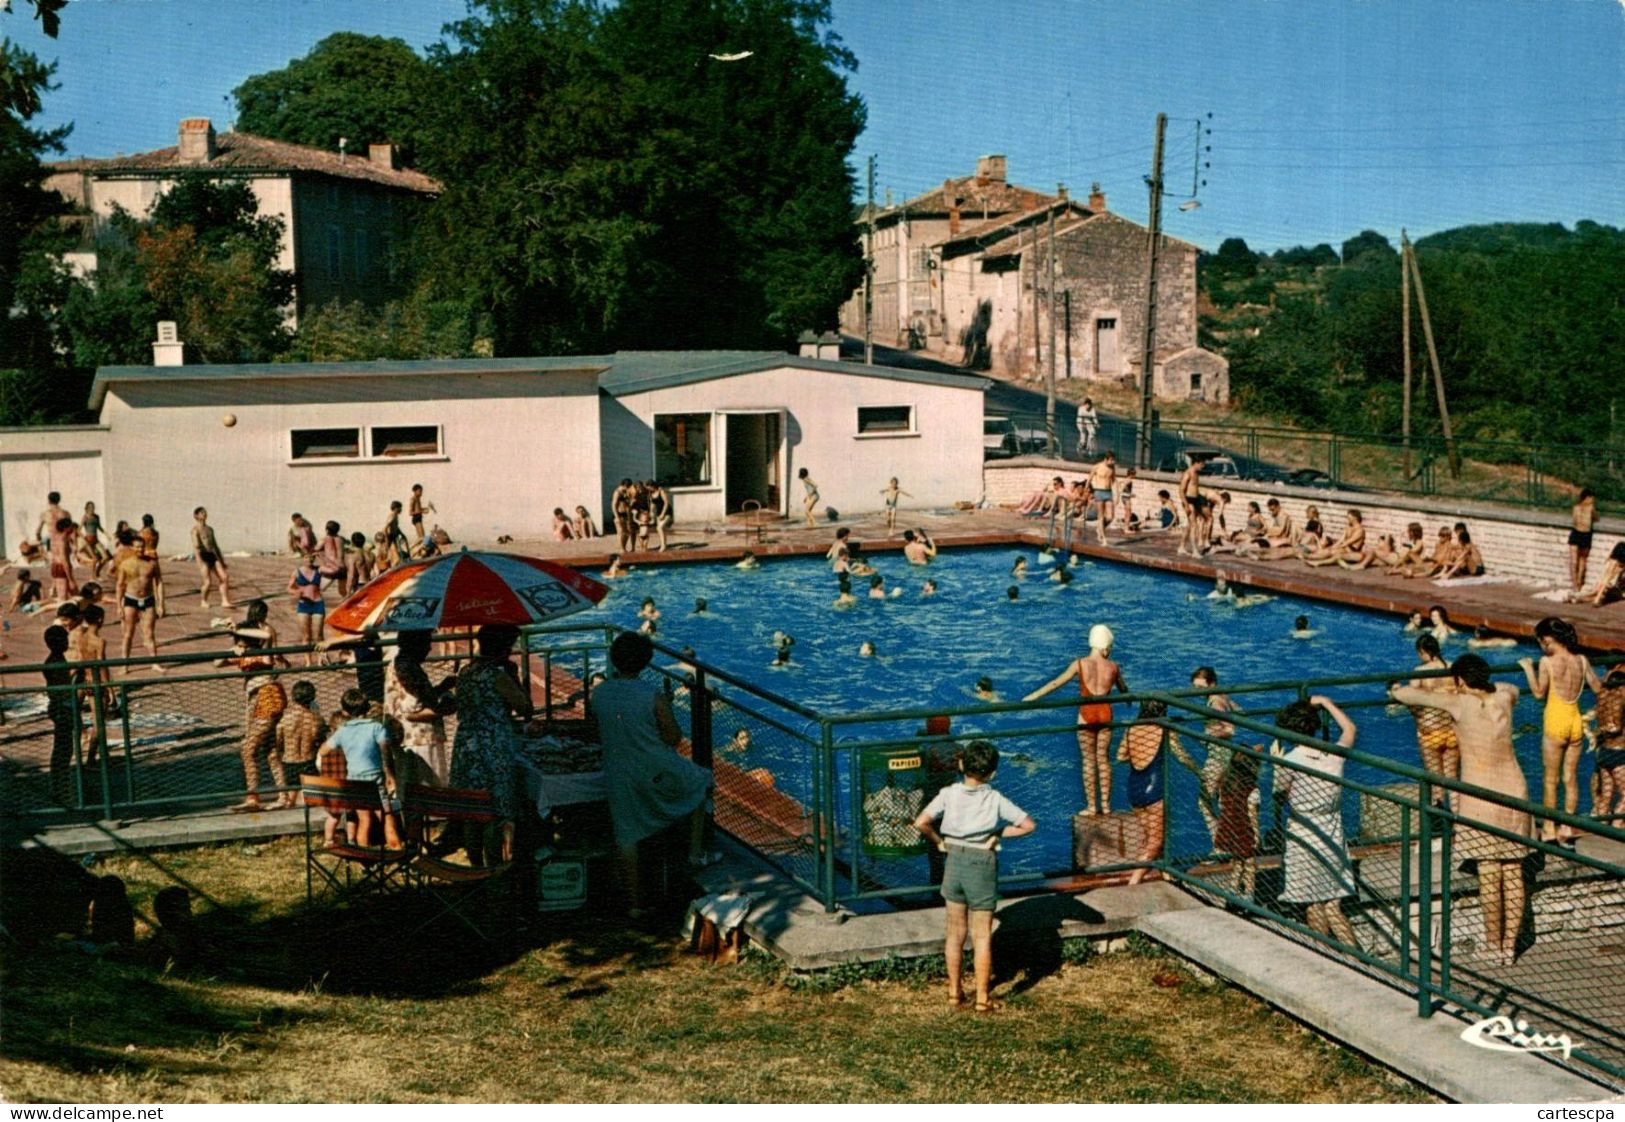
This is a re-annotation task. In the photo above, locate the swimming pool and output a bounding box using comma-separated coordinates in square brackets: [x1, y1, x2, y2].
[576, 545, 1553, 883]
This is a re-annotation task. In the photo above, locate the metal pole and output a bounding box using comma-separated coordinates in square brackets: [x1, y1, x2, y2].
[1047, 198, 1058, 456]
[1136, 112, 1167, 469]
[1064, 289, 1072, 382]
[1401, 228, 1413, 478]
[864, 154, 876, 366]
[821, 720, 837, 911]
[1417, 779, 1434, 1016]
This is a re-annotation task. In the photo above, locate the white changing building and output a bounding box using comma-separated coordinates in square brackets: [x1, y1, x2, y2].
[0, 352, 988, 555]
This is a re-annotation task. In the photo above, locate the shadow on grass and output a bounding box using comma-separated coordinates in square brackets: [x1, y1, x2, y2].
[0, 846, 701, 1086]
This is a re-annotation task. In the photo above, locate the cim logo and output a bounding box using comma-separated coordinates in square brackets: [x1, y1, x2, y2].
[1460, 1015, 1581, 1060]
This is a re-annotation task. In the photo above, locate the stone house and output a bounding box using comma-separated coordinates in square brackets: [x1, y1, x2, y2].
[843, 168, 1227, 403]
[937, 185, 1227, 402]
[841, 155, 1057, 351]
[44, 118, 440, 326]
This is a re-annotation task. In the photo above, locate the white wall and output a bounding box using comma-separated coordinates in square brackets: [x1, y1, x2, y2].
[97, 371, 602, 554]
[0, 427, 109, 560]
[614, 365, 985, 523]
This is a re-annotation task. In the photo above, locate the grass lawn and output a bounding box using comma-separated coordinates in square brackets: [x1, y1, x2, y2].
[0, 838, 1433, 1103]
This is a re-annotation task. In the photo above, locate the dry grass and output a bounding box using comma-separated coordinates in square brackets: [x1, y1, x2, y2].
[1, 839, 1433, 1103]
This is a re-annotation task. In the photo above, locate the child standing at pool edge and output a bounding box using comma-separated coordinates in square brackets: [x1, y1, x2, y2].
[913, 740, 1034, 1013]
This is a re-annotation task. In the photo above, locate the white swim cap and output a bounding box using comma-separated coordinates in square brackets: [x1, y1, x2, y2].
[1089, 623, 1115, 653]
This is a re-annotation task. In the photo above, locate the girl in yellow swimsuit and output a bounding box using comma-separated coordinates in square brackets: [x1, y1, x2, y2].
[1407, 634, 1461, 811]
[1520, 617, 1602, 844]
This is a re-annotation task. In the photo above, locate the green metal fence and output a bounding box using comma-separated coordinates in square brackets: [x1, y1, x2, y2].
[5, 626, 1621, 1087]
[990, 407, 1623, 513]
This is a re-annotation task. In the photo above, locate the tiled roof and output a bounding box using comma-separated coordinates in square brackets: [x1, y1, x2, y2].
[893, 176, 1056, 220]
[49, 131, 440, 194]
[975, 210, 1200, 257]
[939, 199, 1095, 252]
[89, 351, 988, 410]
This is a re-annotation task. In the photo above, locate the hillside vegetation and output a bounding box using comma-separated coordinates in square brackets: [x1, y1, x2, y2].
[1198, 224, 1625, 457]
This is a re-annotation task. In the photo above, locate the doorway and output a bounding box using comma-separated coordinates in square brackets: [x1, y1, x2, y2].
[724, 412, 783, 515]
[1095, 316, 1119, 375]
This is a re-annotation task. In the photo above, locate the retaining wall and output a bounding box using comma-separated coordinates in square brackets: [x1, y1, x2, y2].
[984, 458, 1621, 590]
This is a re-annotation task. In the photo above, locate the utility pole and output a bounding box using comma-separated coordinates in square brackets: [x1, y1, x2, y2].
[1401, 227, 1413, 478]
[1046, 197, 1058, 456]
[1136, 112, 1167, 470]
[1404, 234, 1460, 479]
[864, 154, 875, 366]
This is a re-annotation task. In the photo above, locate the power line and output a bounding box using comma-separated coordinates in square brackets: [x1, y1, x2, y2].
[1213, 157, 1625, 171]
[1221, 137, 1625, 154]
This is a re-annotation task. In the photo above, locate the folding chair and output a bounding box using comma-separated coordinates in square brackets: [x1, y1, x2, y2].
[300, 775, 415, 906]
[403, 784, 516, 942]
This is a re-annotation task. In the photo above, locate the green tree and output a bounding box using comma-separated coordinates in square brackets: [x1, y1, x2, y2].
[416, 0, 864, 354]
[1340, 229, 1394, 265]
[232, 33, 436, 166]
[1, 3, 79, 422]
[283, 286, 491, 363]
[1207, 236, 1258, 280]
[61, 179, 294, 366]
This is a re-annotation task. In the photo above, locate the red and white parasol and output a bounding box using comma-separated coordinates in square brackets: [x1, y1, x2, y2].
[326, 550, 609, 633]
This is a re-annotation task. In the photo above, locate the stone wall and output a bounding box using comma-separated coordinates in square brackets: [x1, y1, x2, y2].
[983, 458, 1621, 593]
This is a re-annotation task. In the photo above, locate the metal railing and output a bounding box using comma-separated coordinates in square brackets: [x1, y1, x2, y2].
[5, 626, 1620, 1086]
[988, 408, 1623, 513]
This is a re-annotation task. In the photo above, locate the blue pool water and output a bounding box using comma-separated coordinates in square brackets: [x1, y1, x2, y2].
[574, 546, 1553, 882]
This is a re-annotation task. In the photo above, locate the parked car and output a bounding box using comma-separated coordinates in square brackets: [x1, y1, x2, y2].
[1158, 447, 1243, 481]
[983, 416, 1018, 459]
[1279, 467, 1338, 489]
[984, 416, 1053, 458]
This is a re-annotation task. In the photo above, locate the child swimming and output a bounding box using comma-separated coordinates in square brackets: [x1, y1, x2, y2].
[1290, 614, 1320, 640]
[921, 579, 938, 597]
[735, 551, 760, 571]
[858, 640, 876, 658]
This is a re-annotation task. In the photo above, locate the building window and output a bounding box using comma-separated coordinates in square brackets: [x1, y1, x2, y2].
[371, 425, 441, 458]
[291, 427, 360, 461]
[1189, 372, 1203, 396]
[654, 413, 712, 487]
[856, 405, 914, 435]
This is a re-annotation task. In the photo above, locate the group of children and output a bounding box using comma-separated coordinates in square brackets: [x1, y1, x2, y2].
[550, 505, 601, 542]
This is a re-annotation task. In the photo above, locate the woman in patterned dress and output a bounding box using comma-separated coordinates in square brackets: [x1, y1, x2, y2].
[449, 625, 533, 862]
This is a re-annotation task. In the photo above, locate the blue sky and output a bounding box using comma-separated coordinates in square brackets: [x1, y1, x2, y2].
[8, 0, 1622, 252]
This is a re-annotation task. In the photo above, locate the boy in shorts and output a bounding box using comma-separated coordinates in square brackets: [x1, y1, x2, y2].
[913, 740, 1035, 1012]
[318, 688, 401, 849]
[276, 680, 325, 786]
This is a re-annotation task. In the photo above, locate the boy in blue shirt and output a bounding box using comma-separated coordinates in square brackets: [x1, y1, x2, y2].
[914, 740, 1035, 1012]
[317, 688, 401, 849]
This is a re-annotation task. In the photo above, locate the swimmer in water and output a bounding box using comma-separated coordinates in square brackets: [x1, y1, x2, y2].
[1429, 605, 1456, 643]
[1403, 610, 1426, 632]
[858, 640, 876, 658]
[1291, 614, 1319, 639]
[637, 597, 660, 621]
[1036, 546, 1057, 566]
[1468, 624, 1518, 650]
[833, 575, 859, 607]
[726, 728, 752, 754]
[869, 574, 887, 600]
[1006, 585, 1020, 601]
[974, 676, 996, 701]
[774, 647, 792, 667]
[921, 579, 938, 597]
[693, 598, 708, 615]
[736, 550, 760, 571]
[603, 553, 630, 579]
[1052, 566, 1074, 585]
[639, 618, 658, 636]
[1207, 573, 1234, 601]
[1011, 556, 1028, 579]
[1230, 585, 1274, 608]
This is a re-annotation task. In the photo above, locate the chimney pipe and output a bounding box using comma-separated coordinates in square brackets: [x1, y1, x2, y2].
[1088, 181, 1106, 212]
[368, 143, 397, 170]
